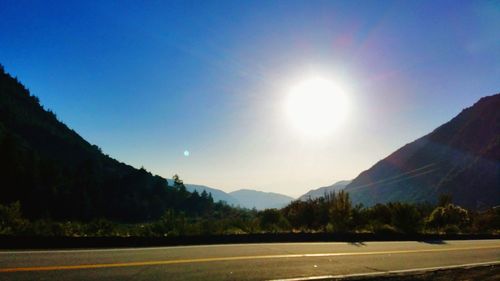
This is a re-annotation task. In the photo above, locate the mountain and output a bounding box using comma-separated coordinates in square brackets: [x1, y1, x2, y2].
[0, 65, 215, 222]
[345, 93, 500, 209]
[166, 180, 240, 206]
[298, 180, 351, 201]
[229, 189, 294, 209]
[185, 184, 241, 206]
[167, 179, 293, 210]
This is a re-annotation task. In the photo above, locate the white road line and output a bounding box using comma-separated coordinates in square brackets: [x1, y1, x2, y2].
[267, 260, 500, 281]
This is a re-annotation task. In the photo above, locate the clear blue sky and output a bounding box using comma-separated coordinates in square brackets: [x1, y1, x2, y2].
[1, 1, 499, 197]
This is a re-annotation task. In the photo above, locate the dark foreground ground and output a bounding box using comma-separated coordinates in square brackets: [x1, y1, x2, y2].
[335, 264, 500, 281]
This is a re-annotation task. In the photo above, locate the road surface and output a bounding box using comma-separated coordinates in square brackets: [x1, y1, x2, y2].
[0, 240, 499, 280]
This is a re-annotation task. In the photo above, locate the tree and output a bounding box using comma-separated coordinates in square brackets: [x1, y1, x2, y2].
[388, 202, 422, 233]
[328, 190, 353, 232]
[472, 207, 500, 233]
[172, 174, 187, 193]
[368, 204, 392, 225]
[259, 209, 290, 232]
[0, 202, 29, 235]
[201, 190, 208, 199]
[427, 204, 470, 232]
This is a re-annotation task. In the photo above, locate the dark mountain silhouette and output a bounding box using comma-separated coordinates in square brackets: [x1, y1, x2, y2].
[0, 65, 216, 222]
[298, 180, 351, 201]
[345, 93, 500, 209]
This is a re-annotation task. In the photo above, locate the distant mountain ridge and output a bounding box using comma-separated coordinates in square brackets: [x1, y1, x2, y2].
[298, 180, 351, 201]
[345, 93, 500, 209]
[166, 180, 240, 206]
[229, 189, 294, 209]
[169, 180, 294, 210]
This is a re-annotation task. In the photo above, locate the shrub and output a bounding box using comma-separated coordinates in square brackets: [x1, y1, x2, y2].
[443, 224, 460, 234]
[427, 204, 469, 232]
[372, 224, 399, 235]
[0, 202, 29, 235]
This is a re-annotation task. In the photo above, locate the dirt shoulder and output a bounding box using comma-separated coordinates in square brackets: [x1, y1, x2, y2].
[334, 264, 500, 281]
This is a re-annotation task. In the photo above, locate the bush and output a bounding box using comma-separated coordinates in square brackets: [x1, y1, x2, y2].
[427, 204, 469, 232]
[389, 202, 423, 234]
[0, 202, 29, 235]
[443, 224, 460, 234]
[85, 219, 117, 236]
[328, 191, 353, 233]
[259, 209, 290, 232]
[471, 207, 500, 233]
[372, 224, 399, 235]
[29, 220, 66, 236]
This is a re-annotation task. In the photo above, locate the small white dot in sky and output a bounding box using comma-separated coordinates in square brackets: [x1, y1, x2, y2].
[184, 150, 190, 157]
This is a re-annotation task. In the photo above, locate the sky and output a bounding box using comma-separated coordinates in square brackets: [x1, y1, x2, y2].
[1, 1, 499, 197]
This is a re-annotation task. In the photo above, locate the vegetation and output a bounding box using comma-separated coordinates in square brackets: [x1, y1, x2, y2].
[0, 65, 219, 222]
[1, 191, 499, 237]
[0, 65, 498, 238]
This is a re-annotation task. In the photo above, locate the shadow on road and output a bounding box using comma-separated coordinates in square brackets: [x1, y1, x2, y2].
[417, 240, 447, 245]
[348, 241, 367, 247]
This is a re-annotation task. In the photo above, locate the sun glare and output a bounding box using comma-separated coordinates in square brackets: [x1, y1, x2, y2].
[286, 77, 349, 137]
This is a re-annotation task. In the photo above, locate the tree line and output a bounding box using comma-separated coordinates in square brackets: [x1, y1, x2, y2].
[1, 191, 499, 237]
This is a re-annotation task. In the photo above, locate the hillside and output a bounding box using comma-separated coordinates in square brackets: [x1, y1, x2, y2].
[345, 93, 500, 209]
[298, 180, 351, 201]
[0, 65, 215, 222]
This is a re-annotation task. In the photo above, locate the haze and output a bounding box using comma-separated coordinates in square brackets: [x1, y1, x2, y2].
[1, 1, 499, 197]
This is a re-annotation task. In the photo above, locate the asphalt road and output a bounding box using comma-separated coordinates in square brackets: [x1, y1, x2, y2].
[0, 240, 499, 281]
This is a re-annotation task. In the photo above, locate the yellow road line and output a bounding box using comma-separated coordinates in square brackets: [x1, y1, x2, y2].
[1, 245, 499, 273]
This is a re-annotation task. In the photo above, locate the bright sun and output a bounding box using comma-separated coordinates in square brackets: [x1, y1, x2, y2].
[286, 77, 349, 137]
